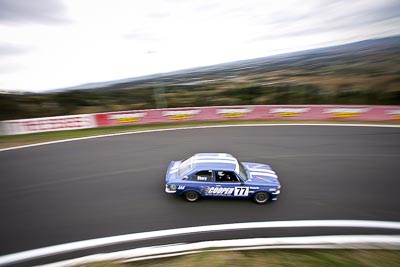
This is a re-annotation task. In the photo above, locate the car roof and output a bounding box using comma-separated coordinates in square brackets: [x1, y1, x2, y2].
[191, 153, 239, 173]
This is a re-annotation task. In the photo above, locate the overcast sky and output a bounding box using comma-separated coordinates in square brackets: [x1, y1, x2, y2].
[1, 0, 399, 92]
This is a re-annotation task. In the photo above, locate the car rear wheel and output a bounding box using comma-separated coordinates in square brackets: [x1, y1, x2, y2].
[253, 192, 269, 204]
[184, 190, 200, 202]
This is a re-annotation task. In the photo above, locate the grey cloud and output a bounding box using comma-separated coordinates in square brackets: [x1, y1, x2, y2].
[317, 0, 400, 25]
[248, 0, 400, 43]
[360, 1, 400, 23]
[0, 63, 22, 74]
[0, 43, 33, 56]
[195, 2, 220, 12]
[124, 29, 161, 42]
[0, 0, 69, 24]
[146, 11, 171, 19]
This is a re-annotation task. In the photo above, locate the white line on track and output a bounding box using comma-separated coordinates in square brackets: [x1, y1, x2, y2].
[1, 123, 399, 152]
[1, 220, 400, 266]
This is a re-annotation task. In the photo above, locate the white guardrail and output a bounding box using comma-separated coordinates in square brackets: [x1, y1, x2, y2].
[42, 235, 400, 267]
[1, 220, 400, 266]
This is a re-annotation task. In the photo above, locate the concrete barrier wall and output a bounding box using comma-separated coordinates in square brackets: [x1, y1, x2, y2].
[1, 105, 399, 135]
[95, 105, 400, 127]
[1, 114, 97, 135]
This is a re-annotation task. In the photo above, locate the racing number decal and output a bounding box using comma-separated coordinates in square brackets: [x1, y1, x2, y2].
[234, 187, 249, 196]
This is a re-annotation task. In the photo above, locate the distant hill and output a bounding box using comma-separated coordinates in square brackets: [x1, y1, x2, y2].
[1, 35, 399, 120]
[52, 35, 400, 92]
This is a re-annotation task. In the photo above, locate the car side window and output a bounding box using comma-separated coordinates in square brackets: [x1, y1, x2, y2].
[189, 170, 213, 182]
[215, 171, 240, 183]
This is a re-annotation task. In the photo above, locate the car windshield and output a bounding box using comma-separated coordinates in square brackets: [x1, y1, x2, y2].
[238, 161, 248, 181]
[178, 156, 194, 177]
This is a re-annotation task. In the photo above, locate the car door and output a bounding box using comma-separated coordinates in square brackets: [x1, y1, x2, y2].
[186, 170, 215, 196]
[213, 170, 249, 198]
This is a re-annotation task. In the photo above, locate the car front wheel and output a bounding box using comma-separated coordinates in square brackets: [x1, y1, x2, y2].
[253, 192, 269, 204]
[184, 190, 200, 202]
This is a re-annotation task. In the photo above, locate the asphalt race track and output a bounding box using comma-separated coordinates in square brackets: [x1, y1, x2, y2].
[1, 125, 400, 257]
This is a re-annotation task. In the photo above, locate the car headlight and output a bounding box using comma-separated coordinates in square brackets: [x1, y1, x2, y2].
[169, 184, 177, 190]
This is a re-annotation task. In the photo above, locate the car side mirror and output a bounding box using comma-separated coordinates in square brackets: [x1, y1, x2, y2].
[182, 176, 188, 180]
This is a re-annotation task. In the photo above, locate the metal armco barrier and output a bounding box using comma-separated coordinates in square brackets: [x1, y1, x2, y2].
[2, 105, 400, 135]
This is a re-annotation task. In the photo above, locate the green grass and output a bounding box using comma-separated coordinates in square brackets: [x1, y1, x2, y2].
[1, 120, 399, 149]
[78, 249, 400, 267]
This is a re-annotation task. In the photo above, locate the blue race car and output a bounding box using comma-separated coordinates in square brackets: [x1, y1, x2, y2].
[165, 153, 281, 204]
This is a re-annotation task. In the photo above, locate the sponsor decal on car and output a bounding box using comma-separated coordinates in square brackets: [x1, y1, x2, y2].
[385, 110, 400, 120]
[269, 108, 310, 117]
[178, 185, 185, 190]
[323, 108, 370, 118]
[216, 108, 253, 118]
[162, 110, 201, 120]
[109, 112, 147, 123]
[207, 187, 234, 195]
[205, 187, 250, 196]
[197, 176, 208, 181]
[234, 187, 250, 196]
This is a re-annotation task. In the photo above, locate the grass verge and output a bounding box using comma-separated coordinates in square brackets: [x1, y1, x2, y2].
[1, 120, 399, 149]
[79, 249, 400, 267]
